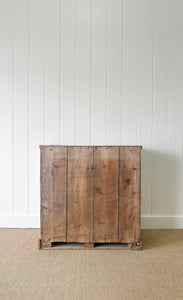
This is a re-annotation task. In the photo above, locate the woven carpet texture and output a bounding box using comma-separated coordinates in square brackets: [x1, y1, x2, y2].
[0, 229, 183, 300]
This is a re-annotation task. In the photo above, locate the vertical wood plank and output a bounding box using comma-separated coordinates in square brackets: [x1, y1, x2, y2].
[67, 147, 93, 242]
[91, 0, 106, 145]
[122, 0, 138, 145]
[40, 146, 51, 246]
[51, 147, 67, 242]
[119, 147, 141, 243]
[13, 0, 29, 215]
[152, 0, 169, 215]
[0, 0, 13, 215]
[29, 0, 44, 216]
[75, 0, 91, 145]
[41, 146, 67, 245]
[60, 0, 75, 145]
[137, 0, 153, 215]
[106, 0, 122, 145]
[94, 146, 118, 242]
[44, 0, 60, 144]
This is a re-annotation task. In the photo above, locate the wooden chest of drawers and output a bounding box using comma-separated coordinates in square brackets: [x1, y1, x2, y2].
[39, 146, 142, 250]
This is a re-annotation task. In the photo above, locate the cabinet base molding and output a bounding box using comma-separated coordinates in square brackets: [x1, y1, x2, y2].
[38, 239, 142, 250]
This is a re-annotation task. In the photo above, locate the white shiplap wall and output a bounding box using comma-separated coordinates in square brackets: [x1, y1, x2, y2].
[0, 0, 183, 228]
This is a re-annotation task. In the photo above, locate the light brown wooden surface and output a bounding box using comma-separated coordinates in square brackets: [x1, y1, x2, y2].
[67, 146, 93, 242]
[40, 146, 67, 247]
[93, 146, 118, 242]
[119, 146, 141, 243]
[40, 145, 142, 249]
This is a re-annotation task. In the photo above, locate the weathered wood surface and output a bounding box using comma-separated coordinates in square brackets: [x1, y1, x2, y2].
[119, 146, 141, 243]
[93, 146, 118, 242]
[40, 145, 142, 249]
[67, 146, 93, 242]
[40, 146, 67, 247]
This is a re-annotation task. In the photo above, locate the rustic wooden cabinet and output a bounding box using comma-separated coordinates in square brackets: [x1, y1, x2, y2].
[39, 146, 142, 250]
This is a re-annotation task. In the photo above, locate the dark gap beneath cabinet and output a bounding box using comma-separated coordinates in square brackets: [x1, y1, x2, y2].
[94, 243, 128, 248]
[51, 242, 129, 249]
[51, 242, 85, 248]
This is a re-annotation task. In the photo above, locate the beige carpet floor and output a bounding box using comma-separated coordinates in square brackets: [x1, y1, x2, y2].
[0, 229, 183, 300]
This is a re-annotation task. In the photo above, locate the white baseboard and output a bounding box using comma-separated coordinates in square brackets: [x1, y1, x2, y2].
[141, 216, 183, 229]
[0, 215, 183, 229]
[0, 216, 40, 228]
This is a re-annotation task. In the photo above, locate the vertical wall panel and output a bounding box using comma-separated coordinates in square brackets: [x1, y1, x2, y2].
[29, 0, 44, 216]
[152, 0, 169, 215]
[122, 0, 138, 145]
[60, 0, 75, 145]
[168, 0, 183, 215]
[91, 0, 106, 145]
[106, 0, 122, 145]
[0, 0, 183, 228]
[137, 0, 153, 215]
[0, 0, 13, 215]
[75, 0, 91, 145]
[13, 0, 29, 215]
[44, 0, 60, 144]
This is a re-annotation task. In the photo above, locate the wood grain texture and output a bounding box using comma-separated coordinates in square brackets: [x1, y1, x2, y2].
[67, 146, 93, 242]
[40, 145, 142, 249]
[40, 146, 67, 247]
[93, 146, 118, 242]
[119, 146, 141, 243]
